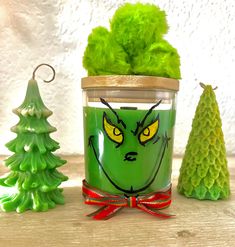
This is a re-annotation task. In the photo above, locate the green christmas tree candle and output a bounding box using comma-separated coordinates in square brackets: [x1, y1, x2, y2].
[0, 64, 68, 213]
[177, 83, 230, 200]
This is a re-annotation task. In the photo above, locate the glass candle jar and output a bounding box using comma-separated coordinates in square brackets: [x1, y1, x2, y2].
[82, 76, 179, 196]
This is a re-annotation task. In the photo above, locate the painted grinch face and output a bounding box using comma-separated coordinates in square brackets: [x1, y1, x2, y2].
[87, 98, 171, 195]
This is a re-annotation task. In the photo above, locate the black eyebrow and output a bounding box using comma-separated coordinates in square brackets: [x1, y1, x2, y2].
[132, 100, 162, 136]
[100, 98, 126, 129]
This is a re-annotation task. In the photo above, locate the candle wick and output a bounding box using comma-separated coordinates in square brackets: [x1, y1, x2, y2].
[199, 82, 206, 89]
[32, 63, 56, 83]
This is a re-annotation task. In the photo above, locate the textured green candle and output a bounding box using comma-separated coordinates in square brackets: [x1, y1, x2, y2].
[177, 84, 230, 200]
[84, 105, 176, 195]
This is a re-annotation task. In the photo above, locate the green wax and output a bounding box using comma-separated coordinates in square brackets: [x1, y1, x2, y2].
[83, 106, 176, 195]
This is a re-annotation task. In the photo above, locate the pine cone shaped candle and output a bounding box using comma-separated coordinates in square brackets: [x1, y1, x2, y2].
[177, 83, 230, 200]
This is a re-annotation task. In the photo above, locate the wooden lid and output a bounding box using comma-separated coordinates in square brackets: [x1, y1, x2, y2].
[81, 75, 179, 91]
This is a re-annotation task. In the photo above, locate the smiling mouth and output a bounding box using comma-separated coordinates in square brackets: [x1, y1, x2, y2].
[88, 134, 169, 194]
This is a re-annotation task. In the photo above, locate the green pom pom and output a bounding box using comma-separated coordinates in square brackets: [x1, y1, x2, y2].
[110, 3, 168, 57]
[83, 27, 131, 75]
[132, 40, 181, 79]
[83, 3, 181, 78]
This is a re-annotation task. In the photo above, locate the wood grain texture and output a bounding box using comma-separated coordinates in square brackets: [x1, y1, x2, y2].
[0, 156, 234, 247]
[81, 76, 179, 91]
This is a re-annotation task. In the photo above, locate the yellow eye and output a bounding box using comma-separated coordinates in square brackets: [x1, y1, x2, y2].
[139, 117, 159, 145]
[103, 113, 124, 145]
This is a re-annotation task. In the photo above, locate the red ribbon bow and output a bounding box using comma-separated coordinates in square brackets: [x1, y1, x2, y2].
[82, 180, 173, 220]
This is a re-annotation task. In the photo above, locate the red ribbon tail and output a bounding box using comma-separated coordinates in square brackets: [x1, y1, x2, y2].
[138, 204, 174, 219]
[87, 205, 123, 220]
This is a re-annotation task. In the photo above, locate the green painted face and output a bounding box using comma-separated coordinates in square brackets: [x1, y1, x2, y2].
[84, 98, 175, 195]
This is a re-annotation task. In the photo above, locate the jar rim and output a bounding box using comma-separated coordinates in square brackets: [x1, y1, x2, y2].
[81, 75, 179, 91]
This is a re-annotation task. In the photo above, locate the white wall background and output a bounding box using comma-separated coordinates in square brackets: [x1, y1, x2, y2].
[0, 0, 234, 155]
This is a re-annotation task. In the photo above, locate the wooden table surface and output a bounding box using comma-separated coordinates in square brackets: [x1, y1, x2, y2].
[0, 155, 234, 247]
